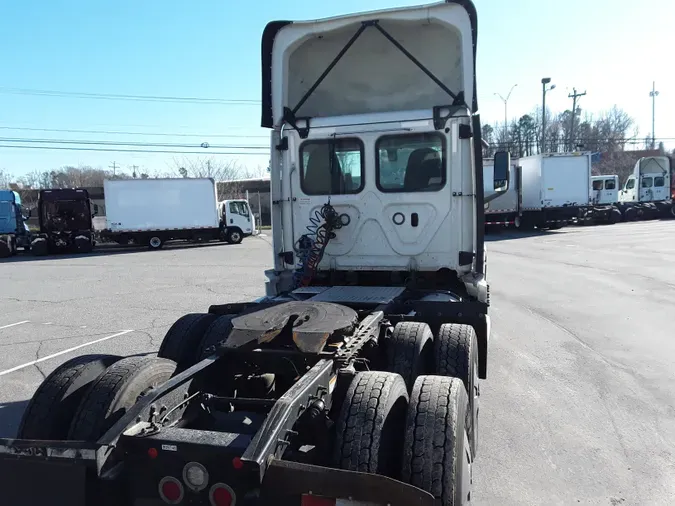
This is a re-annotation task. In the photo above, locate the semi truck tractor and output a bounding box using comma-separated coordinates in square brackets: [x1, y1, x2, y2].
[0, 189, 32, 257]
[30, 188, 97, 255]
[0, 2, 509, 505]
[617, 155, 673, 220]
[99, 178, 254, 248]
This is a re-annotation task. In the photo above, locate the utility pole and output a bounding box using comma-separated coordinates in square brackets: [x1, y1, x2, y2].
[494, 84, 518, 145]
[568, 88, 586, 151]
[109, 161, 118, 177]
[650, 81, 659, 149]
[131, 165, 139, 178]
[541, 78, 556, 153]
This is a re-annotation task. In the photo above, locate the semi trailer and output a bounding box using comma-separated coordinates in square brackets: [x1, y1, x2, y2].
[99, 178, 253, 248]
[0, 189, 32, 257]
[0, 2, 508, 505]
[30, 188, 97, 255]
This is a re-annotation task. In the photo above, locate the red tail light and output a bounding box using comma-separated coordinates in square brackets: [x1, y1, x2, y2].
[301, 495, 336, 506]
[209, 483, 236, 506]
[158, 476, 184, 504]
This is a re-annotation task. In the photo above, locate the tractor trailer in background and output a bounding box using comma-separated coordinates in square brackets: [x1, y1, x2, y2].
[617, 155, 673, 220]
[99, 178, 254, 248]
[0, 190, 32, 257]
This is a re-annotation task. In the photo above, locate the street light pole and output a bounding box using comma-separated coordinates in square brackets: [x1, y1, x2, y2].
[649, 81, 659, 150]
[541, 78, 556, 153]
[494, 83, 518, 145]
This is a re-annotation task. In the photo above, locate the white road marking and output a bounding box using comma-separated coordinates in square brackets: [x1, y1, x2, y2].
[0, 330, 134, 377]
[0, 321, 29, 330]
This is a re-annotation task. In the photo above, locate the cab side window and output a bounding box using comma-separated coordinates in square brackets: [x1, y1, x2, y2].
[604, 179, 616, 190]
[641, 177, 653, 188]
[592, 180, 603, 190]
[625, 177, 635, 190]
[229, 202, 239, 215]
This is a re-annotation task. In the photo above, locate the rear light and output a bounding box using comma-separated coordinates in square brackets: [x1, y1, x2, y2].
[232, 456, 244, 470]
[183, 462, 209, 492]
[147, 447, 158, 459]
[301, 495, 335, 506]
[209, 483, 236, 506]
[158, 476, 184, 504]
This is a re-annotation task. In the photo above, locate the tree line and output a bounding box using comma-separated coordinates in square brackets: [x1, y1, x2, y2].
[482, 104, 674, 184]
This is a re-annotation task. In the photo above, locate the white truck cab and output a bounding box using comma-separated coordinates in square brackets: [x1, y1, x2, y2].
[591, 175, 619, 205]
[619, 156, 671, 204]
[218, 199, 256, 243]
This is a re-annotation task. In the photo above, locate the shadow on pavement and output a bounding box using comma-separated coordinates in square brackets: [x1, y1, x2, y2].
[485, 227, 564, 242]
[0, 400, 28, 438]
[0, 240, 242, 263]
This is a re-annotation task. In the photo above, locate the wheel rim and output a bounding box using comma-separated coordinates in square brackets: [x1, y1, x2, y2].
[231, 232, 241, 242]
[514, 216, 521, 228]
[460, 430, 473, 505]
[150, 237, 161, 248]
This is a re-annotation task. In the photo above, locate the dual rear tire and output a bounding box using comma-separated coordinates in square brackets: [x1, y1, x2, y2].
[333, 371, 472, 506]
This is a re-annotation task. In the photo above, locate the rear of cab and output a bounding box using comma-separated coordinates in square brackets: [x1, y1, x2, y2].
[262, 0, 489, 302]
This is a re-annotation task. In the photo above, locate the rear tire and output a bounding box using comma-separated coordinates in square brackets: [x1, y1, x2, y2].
[157, 313, 218, 370]
[332, 371, 408, 477]
[31, 237, 48, 256]
[402, 376, 472, 506]
[148, 236, 163, 249]
[196, 315, 235, 360]
[435, 324, 479, 458]
[68, 356, 176, 441]
[17, 354, 122, 439]
[386, 322, 433, 392]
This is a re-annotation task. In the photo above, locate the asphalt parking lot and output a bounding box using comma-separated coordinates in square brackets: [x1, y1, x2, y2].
[1, 223, 674, 505]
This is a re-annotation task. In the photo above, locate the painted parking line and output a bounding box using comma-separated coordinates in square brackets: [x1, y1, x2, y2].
[0, 329, 134, 377]
[0, 321, 29, 330]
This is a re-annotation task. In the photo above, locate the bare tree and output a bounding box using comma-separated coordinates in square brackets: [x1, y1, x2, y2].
[0, 169, 14, 188]
[171, 157, 247, 181]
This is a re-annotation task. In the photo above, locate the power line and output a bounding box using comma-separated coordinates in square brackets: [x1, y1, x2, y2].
[0, 87, 260, 105]
[0, 136, 269, 150]
[0, 144, 269, 155]
[0, 125, 269, 138]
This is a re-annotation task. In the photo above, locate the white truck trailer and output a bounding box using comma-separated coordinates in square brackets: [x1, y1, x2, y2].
[617, 155, 673, 220]
[519, 152, 592, 229]
[99, 178, 253, 248]
[483, 156, 520, 227]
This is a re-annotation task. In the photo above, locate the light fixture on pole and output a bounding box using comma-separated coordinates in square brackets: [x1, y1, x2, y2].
[494, 84, 517, 144]
[541, 78, 556, 152]
[649, 81, 659, 149]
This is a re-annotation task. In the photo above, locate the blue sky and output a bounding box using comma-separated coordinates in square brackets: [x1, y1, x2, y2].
[1, 0, 673, 178]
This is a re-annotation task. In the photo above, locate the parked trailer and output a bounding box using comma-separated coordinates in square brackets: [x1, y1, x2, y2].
[0, 190, 32, 257]
[617, 155, 673, 220]
[30, 188, 97, 256]
[519, 152, 592, 229]
[99, 178, 253, 248]
[483, 157, 520, 228]
[0, 2, 508, 505]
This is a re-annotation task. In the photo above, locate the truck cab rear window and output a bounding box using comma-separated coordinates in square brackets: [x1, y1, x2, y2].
[641, 177, 653, 188]
[592, 180, 603, 190]
[376, 133, 446, 192]
[300, 139, 364, 196]
[605, 179, 616, 190]
[654, 176, 665, 187]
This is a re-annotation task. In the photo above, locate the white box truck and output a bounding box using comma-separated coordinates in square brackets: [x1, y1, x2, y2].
[483, 157, 520, 227]
[100, 178, 254, 248]
[519, 152, 592, 229]
[617, 155, 673, 220]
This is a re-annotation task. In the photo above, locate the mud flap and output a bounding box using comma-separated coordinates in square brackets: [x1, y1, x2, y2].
[0, 458, 88, 506]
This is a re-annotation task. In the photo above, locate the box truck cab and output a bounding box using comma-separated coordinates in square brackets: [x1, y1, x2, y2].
[483, 157, 520, 227]
[590, 175, 619, 205]
[218, 199, 256, 244]
[0, 189, 32, 256]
